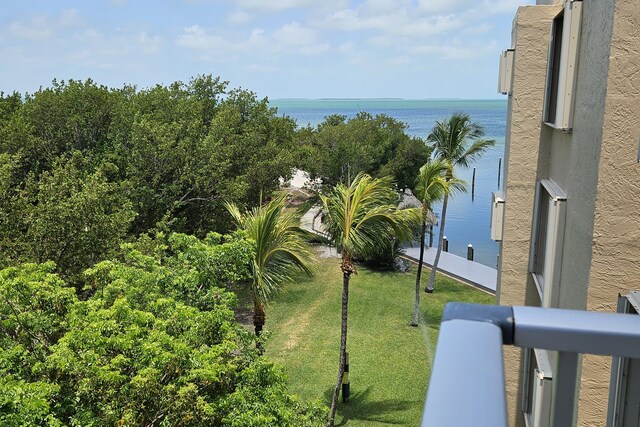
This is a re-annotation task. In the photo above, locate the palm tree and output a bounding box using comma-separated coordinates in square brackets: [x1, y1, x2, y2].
[226, 196, 312, 337]
[424, 112, 495, 293]
[321, 173, 420, 427]
[411, 160, 448, 326]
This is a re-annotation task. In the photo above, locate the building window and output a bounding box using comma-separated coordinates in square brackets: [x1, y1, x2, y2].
[543, 0, 583, 131]
[544, 11, 563, 125]
[530, 179, 566, 308]
[522, 348, 553, 427]
[607, 292, 640, 427]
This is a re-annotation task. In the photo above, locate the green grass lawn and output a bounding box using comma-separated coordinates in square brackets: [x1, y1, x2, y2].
[262, 251, 494, 426]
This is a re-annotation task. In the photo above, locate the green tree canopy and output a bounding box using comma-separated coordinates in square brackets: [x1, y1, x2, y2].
[0, 76, 300, 278]
[0, 236, 325, 426]
[0, 152, 135, 283]
[300, 112, 431, 190]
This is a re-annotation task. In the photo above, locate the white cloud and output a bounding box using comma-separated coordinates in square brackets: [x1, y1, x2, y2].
[481, 0, 533, 15]
[233, 0, 315, 11]
[407, 39, 499, 60]
[417, 0, 530, 17]
[321, 6, 463, 37]
[10, 16, 53, 41]
[386, 56, 411, 66]
[464, 23, 494, 35]
[8, 9, 84, 41]
[65, 28, 163, 62]
[176, 25, 227, 51]
[368, 35, 392, 48]
[337, 41, 356, 54]
[59, 9, 83, 28]
[4, 8, 160, 70]
[313, 0, 532, 39]
[273, 22, 317, 46]
[361, 0, 409, 14]
[248, 28, 266, 44]
[247, 63, 279, 72]
[221, 0, 350, 14]
[138, 32, 162, 54]
[226, 10, 254, 25]
[299, 43, 330, 55]
[176, 25, 273, 61]
[176, 21, 325, 59]
[1, 0, 534, 98]
[3, 10, 165, 72]
[416, 0, 475, 15]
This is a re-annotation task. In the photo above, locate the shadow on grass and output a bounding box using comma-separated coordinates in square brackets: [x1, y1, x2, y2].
[419, 275, 494, 333]
[422, 308, 443, 332]
[324, 386, 421, 426]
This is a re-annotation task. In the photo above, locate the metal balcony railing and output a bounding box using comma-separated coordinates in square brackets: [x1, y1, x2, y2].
[421, 302, 640, 427]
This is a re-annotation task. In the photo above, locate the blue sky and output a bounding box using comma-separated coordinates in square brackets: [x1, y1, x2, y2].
[1, 0, 534, 99]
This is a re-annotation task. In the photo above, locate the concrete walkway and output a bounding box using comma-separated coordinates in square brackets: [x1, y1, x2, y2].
[403, 246, 497, 294]
[301, 205, 497, 294]
[300, 205, 328, 236]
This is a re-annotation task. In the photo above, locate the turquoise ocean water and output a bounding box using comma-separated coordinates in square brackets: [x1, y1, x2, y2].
[270, 99, 507, 268]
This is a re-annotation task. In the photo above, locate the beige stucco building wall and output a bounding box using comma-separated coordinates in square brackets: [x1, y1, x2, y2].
[497, 6, 561, 426]
[577, 0, 640, 424]
[498, 0, 640, 426]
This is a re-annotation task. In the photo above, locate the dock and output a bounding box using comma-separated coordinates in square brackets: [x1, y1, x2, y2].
[402, 246, 497, 294]
[300, 205, 497, 294]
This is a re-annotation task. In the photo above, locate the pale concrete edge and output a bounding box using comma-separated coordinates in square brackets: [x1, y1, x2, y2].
[401, 255, 496, 296]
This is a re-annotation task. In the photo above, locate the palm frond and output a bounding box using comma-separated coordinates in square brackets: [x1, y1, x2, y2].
[445, 176, 467, 196]
[414, 160, 448, 208]
[427, 112, 495, 171]
[454, 138, 496, 169]
[226, 195, 312, 304]
[321, 173, 420, 263]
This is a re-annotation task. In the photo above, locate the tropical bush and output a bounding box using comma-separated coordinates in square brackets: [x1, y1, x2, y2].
[0, 235, 325, 426]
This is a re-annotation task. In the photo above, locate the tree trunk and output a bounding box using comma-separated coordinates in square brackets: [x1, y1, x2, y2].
[327, 269, 351, 427]
[253, 299, 266, 337]
[411, 211, 428, 326]
[253, 300, 266, 353]
[426, 192, 449, 293]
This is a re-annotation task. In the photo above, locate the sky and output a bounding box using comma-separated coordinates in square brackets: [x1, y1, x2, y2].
[1, 0, 535, 100]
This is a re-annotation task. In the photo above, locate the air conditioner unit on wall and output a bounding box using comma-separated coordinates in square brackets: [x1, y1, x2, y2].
[491, 191, 505, 241]
[498, 49, 515, 95]
[543, 0, 583, 131]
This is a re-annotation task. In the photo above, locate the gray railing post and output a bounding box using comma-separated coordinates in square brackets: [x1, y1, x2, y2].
[422, 302, 640, 427]
[421, 303, 513, 427]
[421, 319, 508, 426]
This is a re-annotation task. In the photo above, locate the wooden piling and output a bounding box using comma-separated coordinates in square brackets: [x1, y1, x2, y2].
[471, 167, 476, 201]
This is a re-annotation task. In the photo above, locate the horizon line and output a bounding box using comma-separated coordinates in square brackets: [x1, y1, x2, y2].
[269, 97, 507, 101]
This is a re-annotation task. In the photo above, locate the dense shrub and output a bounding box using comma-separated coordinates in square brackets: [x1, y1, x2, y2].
[0, 236, 325, 426]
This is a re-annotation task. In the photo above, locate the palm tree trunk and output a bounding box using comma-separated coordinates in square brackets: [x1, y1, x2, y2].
[253, 299, 266, 337]
[411, 212, 428, 326]
[327, 269, 350, 427]
[426, 192, 449, 293]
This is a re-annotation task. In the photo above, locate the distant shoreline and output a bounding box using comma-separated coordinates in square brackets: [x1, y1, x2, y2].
[271, 98, 506, 102]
